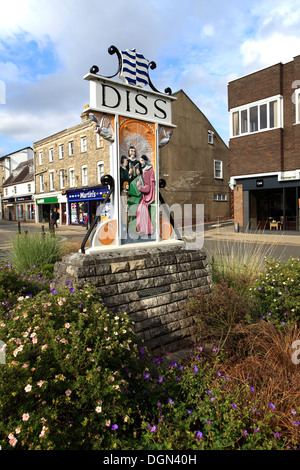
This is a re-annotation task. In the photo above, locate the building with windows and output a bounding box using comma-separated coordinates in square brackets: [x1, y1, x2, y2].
[159, 90, 230, 223]
[33, 106, 110, 225]
[0, 147, 34, 220]
[2, 159, 35, 221]
[228, 56, 300, 232]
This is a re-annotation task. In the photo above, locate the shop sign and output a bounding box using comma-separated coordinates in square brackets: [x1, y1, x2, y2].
[256, 179, 264, 187]
[67, 187, 109, 201]
[36, 197, 58, 204]
[16, 195, 33, 202]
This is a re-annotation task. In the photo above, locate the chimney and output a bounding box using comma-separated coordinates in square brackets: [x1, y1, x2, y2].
[81, 104, 90, 122]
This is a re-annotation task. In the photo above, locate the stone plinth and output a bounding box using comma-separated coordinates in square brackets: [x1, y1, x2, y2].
[51, 241, 211, 353]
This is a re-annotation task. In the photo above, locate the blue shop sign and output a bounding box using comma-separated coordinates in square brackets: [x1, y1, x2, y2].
[67, 186, 110, 201]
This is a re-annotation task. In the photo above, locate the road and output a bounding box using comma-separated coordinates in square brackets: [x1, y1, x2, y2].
[1, 218, 300, 264]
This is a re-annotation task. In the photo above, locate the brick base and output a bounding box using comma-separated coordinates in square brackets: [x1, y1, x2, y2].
[51, 242, 212, 353]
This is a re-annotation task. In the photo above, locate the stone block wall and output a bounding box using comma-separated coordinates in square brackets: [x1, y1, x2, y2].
[51, 242, 211, 353]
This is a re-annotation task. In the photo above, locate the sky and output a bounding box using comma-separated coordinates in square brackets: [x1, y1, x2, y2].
[1, 0, 300, 156]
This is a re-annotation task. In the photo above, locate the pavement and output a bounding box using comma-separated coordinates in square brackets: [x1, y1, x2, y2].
[0, 218, 300, 263]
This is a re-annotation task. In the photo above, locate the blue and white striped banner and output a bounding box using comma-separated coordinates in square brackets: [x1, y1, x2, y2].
[120, 49, 150, 87]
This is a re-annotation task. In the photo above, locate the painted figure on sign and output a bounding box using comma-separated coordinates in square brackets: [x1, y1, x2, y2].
[127, 146, 141, 181]
[120, 155, 129, 193]
[136, 155, 155, 236]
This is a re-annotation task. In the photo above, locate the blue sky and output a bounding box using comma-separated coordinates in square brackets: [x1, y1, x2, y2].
[1, 0, 300, 156]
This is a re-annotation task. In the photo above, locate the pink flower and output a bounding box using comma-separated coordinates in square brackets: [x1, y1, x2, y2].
[65, 389, 72, 396]
[22, 413, 30, 421]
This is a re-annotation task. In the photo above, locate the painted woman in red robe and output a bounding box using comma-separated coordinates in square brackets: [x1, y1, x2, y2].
[136, 155, 155, 236]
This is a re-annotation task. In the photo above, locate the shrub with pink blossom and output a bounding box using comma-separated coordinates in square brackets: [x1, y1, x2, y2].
[0, 283, 142, 450]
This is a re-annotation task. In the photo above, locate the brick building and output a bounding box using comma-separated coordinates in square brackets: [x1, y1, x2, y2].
[33, 106, 110, 225]
[2, 159, 35, 221]
[228, 55, 300, 232]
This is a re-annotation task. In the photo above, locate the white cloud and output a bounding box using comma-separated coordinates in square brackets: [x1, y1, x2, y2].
[241, 33, 300, 69]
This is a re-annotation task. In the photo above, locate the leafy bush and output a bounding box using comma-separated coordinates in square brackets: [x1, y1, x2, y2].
[132, 347, 298, 450]
[250, 257, 300, 325]
[7, 232, 63, 274]
[183, 279, 256, 351]
[0, 264, 50, 314]
[0, 284, 143, 450]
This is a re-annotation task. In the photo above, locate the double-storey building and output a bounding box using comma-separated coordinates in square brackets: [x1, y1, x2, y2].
[228, 55, 300, 232]
[33, 106, 110, 225]
[0, 147, 34, 220]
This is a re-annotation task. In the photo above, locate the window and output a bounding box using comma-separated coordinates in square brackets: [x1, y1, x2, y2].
[69, 141, 74, 156]
[5, 188, 7, 196]
[59, 170, 66, 189]
[13, 186, 17, 194]
[97, 161, 104, 183]
[214, 194, 227, 201]
[96, 134, 104, 148]
[39, 175, 44, 193]
[27, 183, 31, 193]
[81, 137, 87, 152]
[69, 168, 75, 188]
[38, 152, 43, 165]
[49, 170, 54, 191]
[81, 165, 88, 185]
[214, 160, 223, 179]
[230, 95, 282, 137]
[49, 148, 53, 162]
[59, 144, 64, 159]
[208, 130, 214, 144]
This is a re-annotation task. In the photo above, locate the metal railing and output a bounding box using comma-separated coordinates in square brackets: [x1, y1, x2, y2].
[80, 175, 114, 254]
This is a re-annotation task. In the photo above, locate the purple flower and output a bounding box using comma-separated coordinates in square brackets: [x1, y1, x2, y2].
[157, 402, 162, 407]
[69, 287, 75, 293]
[244, 430, 248, 436]
[144, 372, 150, 379]
[111, 424, 118, 431]
[231, 403, 237, 408]
[168, 398, 174, 405]
[274, 432, 280, 438]
[269, 402, 275, 410]
[187, 410, 192, 414]
[150, 425, 157, 433]
[158, 377, 164, 383]
[193, 366, 198, 373]
[195, 431, 203, 440]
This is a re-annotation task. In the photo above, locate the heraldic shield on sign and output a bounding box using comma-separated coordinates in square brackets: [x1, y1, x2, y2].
[81, 45, 177, 253]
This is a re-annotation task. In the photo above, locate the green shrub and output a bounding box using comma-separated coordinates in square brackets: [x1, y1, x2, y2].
[250, 257, 300, 325]
[183, 279, 256, 351]
[133, 351, 295, 450]
[0, 264, 50, 313]
[6, 232, 63, 274]
[0, 284, 143, 450]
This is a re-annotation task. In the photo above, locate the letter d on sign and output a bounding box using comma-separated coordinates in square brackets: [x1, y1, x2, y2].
[292, 340, 300, 365]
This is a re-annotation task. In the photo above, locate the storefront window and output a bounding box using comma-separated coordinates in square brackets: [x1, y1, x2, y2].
[78, 202, 88, 224]
[16, 204, 23, 220]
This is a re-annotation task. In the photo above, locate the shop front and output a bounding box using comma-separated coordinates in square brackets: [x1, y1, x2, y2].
[2, 195, 35, 222]
[67, 186, 110, 225]
[236, 175, 300, 231]
[35, 196, 59, 224]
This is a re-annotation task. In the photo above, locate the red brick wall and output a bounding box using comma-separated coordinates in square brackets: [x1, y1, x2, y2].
[233, 184, 243, 227]
[228, 57, 300, 176]
[228, 63, 282, 111]
[230, 130, 283, 175]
